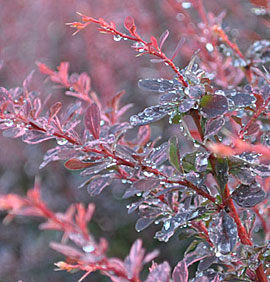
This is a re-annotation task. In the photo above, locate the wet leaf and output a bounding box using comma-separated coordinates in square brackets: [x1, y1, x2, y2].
[204, 117, 225, 139]
[178, 98, 195, 113]
[200, 94, 228, 118]
[230, 166, 255, 185]
[147, 143, 168, 167]
[87, 176, 112, 197]
[246, 40, 270, 63]
[80, 162, 111, 176]
[138, 79, 175, 92]
[22, 130, 55, 144]
[135, 217, 155, 232]
[252, 164, 270, 177]
[130, 104, 173, 126]
[168, 136, 181, 172]
[225, 90, 256, 108]
[155, 207, 207, 242]
[195, 152, 210, 172]
[172, 260, 188, 282]
[231, 182, 266, 207]
[197, 255, 217, 272]
[84, 103, 100, 139]
[208, 210, 237, 255]
[188, 85, 205, 99]
[159, 92, 182, 104]
[123, 179, 160, 199]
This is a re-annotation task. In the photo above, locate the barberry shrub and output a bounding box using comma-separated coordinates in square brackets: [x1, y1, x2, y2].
[1, 1, 270, 281]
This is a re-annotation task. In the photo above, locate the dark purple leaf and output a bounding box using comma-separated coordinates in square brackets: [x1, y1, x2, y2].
[204, 117, 225, 139]
[138, 79, 175, 92]
[197, 255, 217, 271]
[231, 166, 255, 185]
[215, 158, 228, 193]
[178, 98, 195, 113]
[193, 277, 211, 282]
[159, 92, 182, 104]
[252, 164, 270, 177]
[159, 29, 169, 50]
[145, 262, 171, 282]
[231, 182, 266, 208]
[195, 272, 220, 282]
[188, 85, 205, 99]
[87, 176, 112, 197]
[246, 40, 270, 61]
[130, 104, 173, 126]
[225, 90, 256, 108]
[123, 179, 160, 199]
[155, 207, 207, 242]
[147, 142, 168, 167]
[261, 132, 270, 146]
[84, 103, 101, 139]
[200, 94, 228, 118]
[172, 260, 188, 282]
[115, 144, 135, 162]
[168, 136, 181, 172]
[208, 210, 237, 255]
[185, 171, 204, 187]
[135, 217, 155, 232]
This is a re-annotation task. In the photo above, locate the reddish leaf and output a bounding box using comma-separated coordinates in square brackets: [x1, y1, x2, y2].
[87, 176, 111, 196]
[124, 16, 136, 34]
[145, 262, 171, 282]
[172, 261, 189, 282]
[250, 0, 268, 7]
[49, 102, 62, 120]
[84, 103, 101, 139]
[64, 158, 92, 170]
[151, 36, 159, 50]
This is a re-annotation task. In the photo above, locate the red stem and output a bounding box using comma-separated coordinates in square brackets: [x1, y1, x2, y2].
[224, 184, 252, 245]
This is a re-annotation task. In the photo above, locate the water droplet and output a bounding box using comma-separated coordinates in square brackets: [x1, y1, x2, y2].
[113, 34, 122, 42]
[4, 120, 14, 127]
[206, 43, 214, 52]
[164, 220, 171, 230]
[83, 245, 95, 252]
[56, 138, 68, 145]
[182, 2, 192, 9]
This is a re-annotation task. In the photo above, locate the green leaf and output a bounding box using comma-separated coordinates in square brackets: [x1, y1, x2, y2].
[181, 151, 197, 172]
[168, 136, 181, 172]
